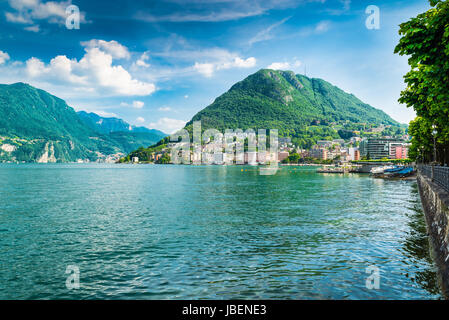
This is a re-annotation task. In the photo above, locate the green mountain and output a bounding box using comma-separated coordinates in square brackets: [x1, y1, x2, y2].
[123, 69, 404, 162]
[184, 69, 401, 147]
[0, 83, 165, 163]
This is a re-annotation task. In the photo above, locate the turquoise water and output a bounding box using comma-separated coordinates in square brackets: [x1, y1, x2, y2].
[0, 164, 442, 299]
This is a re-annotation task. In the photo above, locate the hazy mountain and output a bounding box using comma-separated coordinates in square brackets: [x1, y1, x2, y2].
[77, 111, 166, 137]
[0, 83, 165, 162]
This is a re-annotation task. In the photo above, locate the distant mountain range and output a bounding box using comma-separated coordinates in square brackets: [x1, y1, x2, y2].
[77, 111, 164, 135]
[126, 69, 404, 161]
[0, 83, 166, 163]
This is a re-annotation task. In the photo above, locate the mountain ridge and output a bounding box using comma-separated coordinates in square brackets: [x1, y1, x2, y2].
[0, 83, 166, 162]
[183, 69, 401, 148]
[123, 69, 405, 162]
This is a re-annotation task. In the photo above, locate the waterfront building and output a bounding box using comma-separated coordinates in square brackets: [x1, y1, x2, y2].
[390, 144, 409, 159]
[311, 148, 328, 160]
[366, 138, 406, 160]
[317, 140, 333, 148]
[360, 139, 368, 157]
[348, 147, 360, 161]
[354, 149, 361, 161]
[278, 152, 289, 162]
[333, 139, 345, 145]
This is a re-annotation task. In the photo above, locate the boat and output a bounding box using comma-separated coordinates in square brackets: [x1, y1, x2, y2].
[373, 166, 416, 179]
[370, 166, 395, 175]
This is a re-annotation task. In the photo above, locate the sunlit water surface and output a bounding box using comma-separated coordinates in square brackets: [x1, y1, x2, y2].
[0, 164, 442, 299]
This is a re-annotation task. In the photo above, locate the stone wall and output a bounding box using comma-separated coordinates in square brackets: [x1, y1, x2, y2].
[417, 173, 449, 298]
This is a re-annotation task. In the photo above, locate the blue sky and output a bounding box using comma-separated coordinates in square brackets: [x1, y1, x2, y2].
[0, 0, 431, 133]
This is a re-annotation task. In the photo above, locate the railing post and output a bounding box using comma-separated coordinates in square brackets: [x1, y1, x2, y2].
[432, 163, 435, 182]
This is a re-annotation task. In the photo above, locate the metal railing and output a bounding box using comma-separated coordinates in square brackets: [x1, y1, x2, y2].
[418, 165, 449, 192]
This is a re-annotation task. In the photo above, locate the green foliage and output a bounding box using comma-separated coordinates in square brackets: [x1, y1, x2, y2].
[0, 83, 166, 162]
[282, 153, 302, 164]
[395, 0, 449, 163]
[124, 69, 403, 162]
[108, 131, 167, 154]
[184, 70, 399, 141]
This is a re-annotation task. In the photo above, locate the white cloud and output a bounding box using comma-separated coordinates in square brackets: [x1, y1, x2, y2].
[136, 116, 145, 123]
[133, 101, 144, 108]
[158, 106, 172, 112]
[218, 57, 257, 70]
[148, 117, 187, 134]
[5, 11, 31, 24]
[267, 59, 301, 71]
[24, 25, 40, 32]
[120, 101, 145, 108]
[184, 95, 189, 99]
[0, 51, 10, 65]
[135, 52, 150, 68]
[25, 44, 156, 96]
[134, 0, 305, 23]
[193, 62, 215, 77]
[93, 110, 117, 118]
[153, 47, 256, 77]
[193, 55, 256, 77]
[81, 39, 130, 60]
[315, 21, 330, 33]
[5, 0, 87, 28]
[249, 16, 291, 46]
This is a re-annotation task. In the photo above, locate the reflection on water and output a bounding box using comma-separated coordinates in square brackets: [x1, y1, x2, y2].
[0, 164, 442, 299]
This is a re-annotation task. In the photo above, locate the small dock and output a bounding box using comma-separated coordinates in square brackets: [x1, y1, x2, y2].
[317, 166, 355, 174]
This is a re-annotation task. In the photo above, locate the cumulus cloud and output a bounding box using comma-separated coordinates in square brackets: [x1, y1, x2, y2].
[267, 59, 301, 71]
[135, 52, 150, 68]
[133, 101, 144, 108]
[5, 0, 87, 30]
[136, 116, 145, 123]
[193, 55, 256, 77]
[81, 40, 130, 60]
[25, 42, 155, 96]
[193, 62, 215, 77]
[218, 57, 256, 70]
[0, 51, 10, 65]
[121, 101, 145, 108]
[149, 117, 187, 134]
[153, 47, 256, 77]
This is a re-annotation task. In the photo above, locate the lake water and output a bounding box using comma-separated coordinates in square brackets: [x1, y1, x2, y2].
[0, 164, 442, 299]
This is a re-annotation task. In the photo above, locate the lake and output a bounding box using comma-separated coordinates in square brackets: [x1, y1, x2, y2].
[0, 164, 442, 299]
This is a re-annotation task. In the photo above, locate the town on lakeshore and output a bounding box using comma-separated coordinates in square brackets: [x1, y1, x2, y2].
[121, 124, 411, 166]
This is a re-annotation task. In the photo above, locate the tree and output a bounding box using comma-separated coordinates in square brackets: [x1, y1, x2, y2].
[156, 153, 171, 164]
[395, 0, 449, 164]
